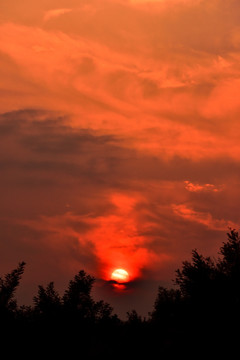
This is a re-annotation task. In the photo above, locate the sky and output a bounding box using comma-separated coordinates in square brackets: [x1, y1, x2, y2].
[1, 0, 240, 318]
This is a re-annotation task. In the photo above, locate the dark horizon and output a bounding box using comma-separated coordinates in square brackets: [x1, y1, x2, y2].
[15, 260, 174, 320]
[6, 228, 240, 321]
[1, 230, 240, 358]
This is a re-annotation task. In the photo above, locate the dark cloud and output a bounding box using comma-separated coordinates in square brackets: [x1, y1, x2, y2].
[1, 109, 240, 187]
[0, 108, 239, 230]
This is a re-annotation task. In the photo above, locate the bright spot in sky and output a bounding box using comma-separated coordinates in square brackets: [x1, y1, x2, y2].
[111, 269, 129, 283]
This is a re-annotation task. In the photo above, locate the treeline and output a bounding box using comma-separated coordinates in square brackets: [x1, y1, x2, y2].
[1, 229, 240, 358]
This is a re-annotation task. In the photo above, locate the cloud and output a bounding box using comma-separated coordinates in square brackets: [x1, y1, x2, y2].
[43, 9, 73, 22]
[172, 204, 238, 231]
[0, 13, 240, 163]
[18, 192, 173, 285]
[1, 0, 240, 316]
[129, 0, 203, 4]
[0, 108, 239, 316]
[184, 181, 224, 193]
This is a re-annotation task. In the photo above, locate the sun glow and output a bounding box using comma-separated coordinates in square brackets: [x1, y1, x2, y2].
[111, 269, 129, 283]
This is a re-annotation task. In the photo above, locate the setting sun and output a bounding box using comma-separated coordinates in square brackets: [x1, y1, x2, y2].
[111, 269, 129, 283]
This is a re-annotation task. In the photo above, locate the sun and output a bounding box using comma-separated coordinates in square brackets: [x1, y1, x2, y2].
[111, 269, 129, 283]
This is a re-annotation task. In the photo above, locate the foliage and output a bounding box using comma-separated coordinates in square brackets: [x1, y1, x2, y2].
[126, 309, 142, 324]
[150, 286, 182, 323]
[62, 270, 96, 320]
[218, 229, 240, 276]
[94, 300, 115, 321]
[33, 282, 61, 316]
[0, 261, 25, 312]
[175, 249, 216, 303]
[174, 229, 240, 307]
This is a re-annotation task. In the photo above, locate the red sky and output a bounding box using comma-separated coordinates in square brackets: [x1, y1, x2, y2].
[1, 0, 240, 318]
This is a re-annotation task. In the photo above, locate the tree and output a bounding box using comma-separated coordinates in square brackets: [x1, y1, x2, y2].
[217, 229, 240, 306]
[33, 282, 61, 317]
[0, 262, 25, 313]
[174, 230, 240, 307]
[94, 300, 114, 322]
[150, 286, 182, 324]
[175, 249, 216, 303]
[126, 309, 142, 325]
[218, 229, 240, 274]
[62, 270, 96, 320]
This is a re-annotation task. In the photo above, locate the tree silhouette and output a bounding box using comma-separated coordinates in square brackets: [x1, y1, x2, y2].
[126, 309, 142, 324]
[33, 281, 61, 317]
[62, 269, 99, 323]
[175, 249, 216, 304]
[169, 229, 240, 352]
[150, 286, 182, 323]
[216, 229, 240, 316]
[94, 300, 116, 322]
[174, 229, 240, 309]
[0, 261, 25, 314]
[2, 230, 240, 357]
[62, 270, 117, 326]
[218, 229, 240, 282]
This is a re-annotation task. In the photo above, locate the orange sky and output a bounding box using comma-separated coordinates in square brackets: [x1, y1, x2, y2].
[1, 0, 240, 317]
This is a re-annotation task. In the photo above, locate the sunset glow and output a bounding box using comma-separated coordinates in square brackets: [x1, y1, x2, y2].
[1, 0, 240, 318]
